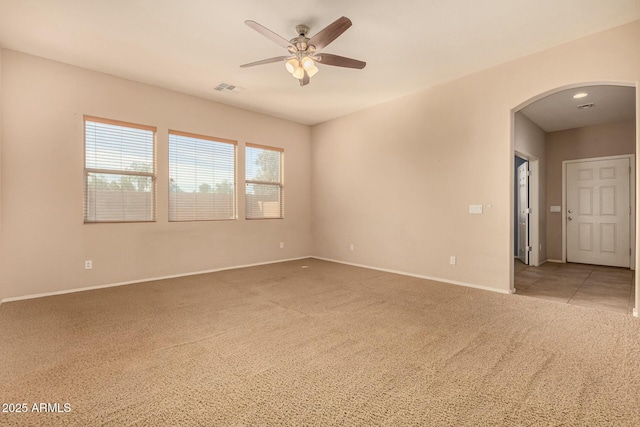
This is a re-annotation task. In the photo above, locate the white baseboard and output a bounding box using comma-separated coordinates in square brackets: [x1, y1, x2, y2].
[312, 256, 512, 295]
[634, 308, 638, 318]
[546, 259, 564, 263]
[0, 256, 311, 303]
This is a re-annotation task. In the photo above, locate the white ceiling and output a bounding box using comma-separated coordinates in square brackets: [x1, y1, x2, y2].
[0, 0, 639, 125]
[521, 85, 636, 132]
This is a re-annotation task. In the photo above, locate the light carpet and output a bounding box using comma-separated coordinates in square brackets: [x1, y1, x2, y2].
[1, 258, 639, 426]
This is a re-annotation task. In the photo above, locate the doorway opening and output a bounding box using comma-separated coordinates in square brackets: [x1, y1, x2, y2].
[511, 83, 637, 316]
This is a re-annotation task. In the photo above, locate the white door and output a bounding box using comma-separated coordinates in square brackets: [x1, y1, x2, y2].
[517, 161, 529, 265]
[566, 158, 630, 267]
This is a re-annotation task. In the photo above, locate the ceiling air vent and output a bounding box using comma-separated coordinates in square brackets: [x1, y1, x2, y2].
[577, 103, 595, 110]
[214, 83, 244, 94]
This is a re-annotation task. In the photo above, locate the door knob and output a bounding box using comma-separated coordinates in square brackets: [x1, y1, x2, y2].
[568, 216, 573, 221]
[568, 209, 573, 213]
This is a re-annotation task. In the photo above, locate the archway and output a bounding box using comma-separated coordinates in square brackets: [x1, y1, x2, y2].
[510, 82, 638, 316]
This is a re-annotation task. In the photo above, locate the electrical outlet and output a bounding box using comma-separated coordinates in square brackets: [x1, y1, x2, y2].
[85, 260, 93, 270]
[449, 256, 456, 265]
[349, 244, 355, 251]
[279, 242, 284, 249]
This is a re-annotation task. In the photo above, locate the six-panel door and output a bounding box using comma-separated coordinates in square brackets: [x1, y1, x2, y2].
[566, 158, 630, 267]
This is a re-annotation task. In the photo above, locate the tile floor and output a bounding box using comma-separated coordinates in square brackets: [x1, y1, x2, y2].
[514, 259, 636, 315]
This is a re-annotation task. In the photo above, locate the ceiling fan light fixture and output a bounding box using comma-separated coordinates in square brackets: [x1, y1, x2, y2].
[292, 66, 305, 79]
[285, 58, 299, 74]
[306, 64, 319, 77]
[301, 56, 315, 70]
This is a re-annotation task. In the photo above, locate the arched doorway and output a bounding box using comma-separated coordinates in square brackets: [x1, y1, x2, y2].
[511, 83, 637, 316]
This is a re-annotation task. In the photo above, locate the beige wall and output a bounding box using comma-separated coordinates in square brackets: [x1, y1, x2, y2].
[312, 20, 640, 293]
[514, 112, 547, 263]
[1, 21, 640, 304]
[0, 50, 312, 299]
[545, 120, 636, 260]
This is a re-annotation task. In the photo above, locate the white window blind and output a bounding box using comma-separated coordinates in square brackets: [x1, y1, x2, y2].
[84, 116, 156, 223]
[245, 143, 284, 219]
[169, 130, 237, 221]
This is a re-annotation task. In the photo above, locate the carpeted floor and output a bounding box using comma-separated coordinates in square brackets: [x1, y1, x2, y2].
[1, 258, 639, 426]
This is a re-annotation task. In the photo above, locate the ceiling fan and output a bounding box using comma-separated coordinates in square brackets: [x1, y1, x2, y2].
[240, 16, 366, 86]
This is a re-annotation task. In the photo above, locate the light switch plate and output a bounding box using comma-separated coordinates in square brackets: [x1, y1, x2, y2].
[469, 204, 483, 214]
[550, 205, 561, 212]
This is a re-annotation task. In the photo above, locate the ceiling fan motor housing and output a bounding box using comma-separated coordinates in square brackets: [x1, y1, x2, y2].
[295, 24, 309, 37]
[291, 37, 311, 52]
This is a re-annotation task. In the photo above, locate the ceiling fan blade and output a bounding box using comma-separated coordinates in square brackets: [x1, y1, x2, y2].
[299, 70, 310, 87]
[245, 20, 293, 49]
[316, 54, 366, 69]
[240, 56, 290, 68]
[309, 16, 352, 50]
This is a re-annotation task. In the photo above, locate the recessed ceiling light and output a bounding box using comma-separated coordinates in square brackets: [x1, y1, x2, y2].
[573, 92, 588, 99]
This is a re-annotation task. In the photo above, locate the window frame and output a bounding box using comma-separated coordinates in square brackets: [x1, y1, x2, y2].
[83, 115, 157, 224]
[245, 142, 284, 220]
[168, 129, 238, 222]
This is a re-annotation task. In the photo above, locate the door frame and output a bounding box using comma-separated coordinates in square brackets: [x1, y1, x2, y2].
[515, 151, 540, 267]
[561, 154, 636, 269]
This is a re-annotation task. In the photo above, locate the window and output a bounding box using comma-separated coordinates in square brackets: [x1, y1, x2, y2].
[84, 116, 156, 223]
[245, 143, 284, 219]
[168, 130, 237, 221]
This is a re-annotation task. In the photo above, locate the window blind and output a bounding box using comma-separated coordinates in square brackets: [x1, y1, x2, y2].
[84, 116, 156, 223]
[245, 143, 284, 219]
[169, 130, 237, 221]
